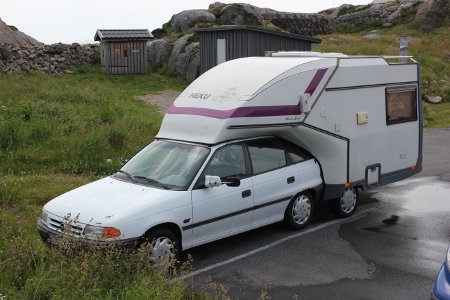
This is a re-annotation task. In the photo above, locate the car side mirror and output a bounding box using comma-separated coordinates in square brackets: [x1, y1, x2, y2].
[205, 175, 222, 188]
[223, 177, 240, 187]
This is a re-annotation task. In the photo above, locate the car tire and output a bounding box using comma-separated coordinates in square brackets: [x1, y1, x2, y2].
[141, 228, 180, 267]
[329, 187, 359, 218]
[284, 191, 315, 230]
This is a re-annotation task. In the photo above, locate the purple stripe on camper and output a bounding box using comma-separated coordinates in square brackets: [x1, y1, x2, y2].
[304, 68, 328, 95]
[166, 68, 328, 119]
[166, 104, 301, 119]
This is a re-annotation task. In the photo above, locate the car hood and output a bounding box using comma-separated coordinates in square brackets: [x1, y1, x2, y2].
[44, 177, 182, 226]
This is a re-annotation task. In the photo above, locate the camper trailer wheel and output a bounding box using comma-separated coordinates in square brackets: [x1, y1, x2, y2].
[330, 188, 358, 218]
[284, 192, 314, 230]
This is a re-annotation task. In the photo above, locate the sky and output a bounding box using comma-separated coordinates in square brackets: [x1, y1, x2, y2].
[2, 0, 371, 44]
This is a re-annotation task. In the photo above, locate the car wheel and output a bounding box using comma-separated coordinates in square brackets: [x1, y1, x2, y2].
[329, 187, 358, 218]
[284, 191, 314, 230]
[142, 228, 180, 267]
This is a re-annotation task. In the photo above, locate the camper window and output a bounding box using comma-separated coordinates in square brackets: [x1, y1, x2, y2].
[385, 87, 417, 125]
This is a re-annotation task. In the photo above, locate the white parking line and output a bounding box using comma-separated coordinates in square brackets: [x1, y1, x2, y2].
[176, 211, 369, 281]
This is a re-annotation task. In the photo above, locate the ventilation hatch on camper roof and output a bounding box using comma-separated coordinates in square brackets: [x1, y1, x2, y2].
[272, 51, 348, 58]
[177, 56, 322, 103]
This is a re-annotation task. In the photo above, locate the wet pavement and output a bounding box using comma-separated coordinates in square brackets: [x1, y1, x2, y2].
[183, 128, 450, 299]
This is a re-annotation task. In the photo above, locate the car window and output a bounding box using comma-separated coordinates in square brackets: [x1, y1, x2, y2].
[247, 139, 287, 175]
[203, 144, 247, 179]
[279, 139, 312, 163]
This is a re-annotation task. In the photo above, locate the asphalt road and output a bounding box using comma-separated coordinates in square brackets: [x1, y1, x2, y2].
[182, 128, 450, 300]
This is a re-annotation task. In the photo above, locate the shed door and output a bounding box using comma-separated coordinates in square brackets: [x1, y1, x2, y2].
[217, 39, 226, 65]
[109, 42, 128, 74]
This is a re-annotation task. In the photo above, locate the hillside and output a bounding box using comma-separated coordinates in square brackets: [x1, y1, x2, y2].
[0, 17, 42, 47]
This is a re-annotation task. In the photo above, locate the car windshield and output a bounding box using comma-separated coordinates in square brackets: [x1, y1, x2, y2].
[118, 140, 210, 190]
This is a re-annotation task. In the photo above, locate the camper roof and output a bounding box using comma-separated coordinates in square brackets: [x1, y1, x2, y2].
[175, 56, 323, 103]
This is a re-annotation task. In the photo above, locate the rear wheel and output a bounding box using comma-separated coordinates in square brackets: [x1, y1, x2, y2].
[141, 228, 180, 267]
[329, 187, 358, 218]
[284, 191, 315, 230]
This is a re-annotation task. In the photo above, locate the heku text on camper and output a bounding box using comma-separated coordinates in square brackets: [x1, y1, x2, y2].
[189, 93, 211, 99]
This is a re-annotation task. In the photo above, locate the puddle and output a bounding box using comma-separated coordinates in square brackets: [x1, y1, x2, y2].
[375, 177, 450, 214]
[403, 182, 450, 213]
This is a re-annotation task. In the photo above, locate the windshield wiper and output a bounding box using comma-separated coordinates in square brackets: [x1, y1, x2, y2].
[117, 170, 136, 182]
[134, 176, 170, 190]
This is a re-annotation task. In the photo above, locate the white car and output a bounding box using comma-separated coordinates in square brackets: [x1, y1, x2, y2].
[38, 136, 324, 262]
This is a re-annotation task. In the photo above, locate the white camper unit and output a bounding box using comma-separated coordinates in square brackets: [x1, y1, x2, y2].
[158, 52, 423, 203]
[37, 52, 423, 259]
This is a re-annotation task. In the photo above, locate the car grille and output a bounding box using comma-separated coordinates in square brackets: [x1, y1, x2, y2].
[47, 217, 83, 236]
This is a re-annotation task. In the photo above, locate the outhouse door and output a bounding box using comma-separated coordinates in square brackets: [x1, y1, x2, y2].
[108, 42, 128, 75]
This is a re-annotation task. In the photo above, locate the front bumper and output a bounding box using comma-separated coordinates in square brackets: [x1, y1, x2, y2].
[432, 264, 450, 300]
[36, 219, 140, 250]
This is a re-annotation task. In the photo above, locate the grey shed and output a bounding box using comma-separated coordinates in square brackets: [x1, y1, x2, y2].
[94, 29, 153, 75]
[194, 26, 321, 74]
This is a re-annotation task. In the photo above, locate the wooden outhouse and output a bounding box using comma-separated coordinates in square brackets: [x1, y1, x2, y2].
[94, 29, 153, 75]
[194, 26, 321, 74]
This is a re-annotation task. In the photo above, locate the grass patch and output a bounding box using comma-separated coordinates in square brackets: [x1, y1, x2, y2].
[0, 66, 187, 175]
[423, 102, 450, 128]
[0, 67, 196, 298]
[0, 176, 191, 299]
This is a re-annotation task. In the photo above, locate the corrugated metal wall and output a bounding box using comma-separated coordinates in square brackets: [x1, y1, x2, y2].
[199, 29, 313, 74]
[103, 41, 148, 75]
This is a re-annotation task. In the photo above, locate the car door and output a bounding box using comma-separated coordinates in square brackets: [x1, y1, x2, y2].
[191, 143, 253, 246]
[246, 138, 299, 227]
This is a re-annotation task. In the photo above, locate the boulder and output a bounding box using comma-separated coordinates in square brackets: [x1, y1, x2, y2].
[425, 95, 443, 104]
[169, 34, 194, 69]
[170, 9, 216, 33]
[335, 5, 395, 26]
[371, 0, 394, 3]
[147, 39, 173, 68]
[184, 42, 200, 81]
[271, 13, 334, 36]
[415, 0, 437, 21]
[362, 33, 380, 40]
[216, 4, 263, 26]
[173, 42, 200, 81]
[215, 3, 334, 35]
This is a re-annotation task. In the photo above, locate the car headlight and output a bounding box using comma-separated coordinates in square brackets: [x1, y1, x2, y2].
[446, 246, 450, 270]
[41, 210, 48, 223]
[83, 225, 121, 239]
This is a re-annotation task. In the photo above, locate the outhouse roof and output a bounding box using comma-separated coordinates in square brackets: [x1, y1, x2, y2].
[193, 25, 321, 44]
[94, 29, 153, 42]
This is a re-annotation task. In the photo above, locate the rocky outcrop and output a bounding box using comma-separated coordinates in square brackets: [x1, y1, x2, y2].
[156, 2, 334, 37]
[147, 39, 173, 69]
[168, 34, 200, 81]
[0, 43, 98, 75]
[171, 9, 216, 33]
[321, 0, 423, 27]
[168, 34, 194, 68]
[211, 3, 335, 36]
[0, 17, 42, 48]
[182, 42, 200, 82]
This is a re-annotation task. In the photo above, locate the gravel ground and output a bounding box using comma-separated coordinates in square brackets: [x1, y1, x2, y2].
[136, 90, 181, 114]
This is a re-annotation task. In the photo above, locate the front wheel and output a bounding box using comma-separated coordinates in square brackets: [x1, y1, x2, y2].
[329, 187, 358, 218]
[141, 228, 180, 267]
[284, 191, 315, 230]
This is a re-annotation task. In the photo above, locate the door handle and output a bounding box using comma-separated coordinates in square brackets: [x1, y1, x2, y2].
[242, 190, 251, 198]
[287, 176, 295, 184]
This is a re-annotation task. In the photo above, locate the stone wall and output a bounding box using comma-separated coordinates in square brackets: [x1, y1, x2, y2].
[0, 43, 98, 75]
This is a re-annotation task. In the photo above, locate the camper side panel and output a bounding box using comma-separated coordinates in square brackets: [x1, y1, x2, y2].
[306, 62, 420, 189]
